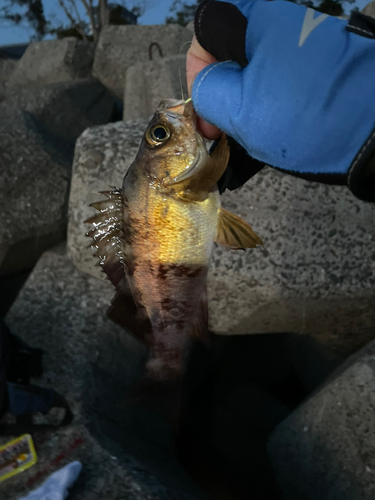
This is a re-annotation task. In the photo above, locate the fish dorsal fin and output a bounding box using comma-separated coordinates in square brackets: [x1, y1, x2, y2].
[85, 188, 125, 289]
[85, 188, 153, 343]
[168, 133, 230, 197]
[214, 208, 263, 249]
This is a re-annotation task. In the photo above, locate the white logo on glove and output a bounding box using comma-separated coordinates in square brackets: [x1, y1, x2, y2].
[299, 8, 328, 47]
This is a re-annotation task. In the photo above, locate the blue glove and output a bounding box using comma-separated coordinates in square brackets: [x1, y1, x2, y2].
[192, 0, 375, 201]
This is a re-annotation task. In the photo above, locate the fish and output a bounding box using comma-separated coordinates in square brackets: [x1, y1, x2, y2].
[85, 98, 262, 383]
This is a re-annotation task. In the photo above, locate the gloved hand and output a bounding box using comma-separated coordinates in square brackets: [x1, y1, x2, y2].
[188, 0, 375, 201]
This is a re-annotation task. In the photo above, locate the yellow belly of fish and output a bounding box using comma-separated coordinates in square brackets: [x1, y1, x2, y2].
[142, 191, 219, 265]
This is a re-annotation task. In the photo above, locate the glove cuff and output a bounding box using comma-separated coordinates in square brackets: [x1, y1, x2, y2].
[272, 130, 375, 202]
[216, 137, 265, 193]
[195, 0, 248, 67]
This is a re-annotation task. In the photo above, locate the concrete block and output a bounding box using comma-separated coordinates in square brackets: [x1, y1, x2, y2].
[68, 120, 375, 355]
[268, 340, 375, 500]
[0, 79, 116, 276]
[7, 38, 94, 88]
[92, 24, 192, 99]
[5, 79, 116, 146]
[0, 58, 17, 99]
[362, 0, 375, 17]
[185, 20, 195, 34]
[0, 102, 70, 276]
[124, 55, 188, 121]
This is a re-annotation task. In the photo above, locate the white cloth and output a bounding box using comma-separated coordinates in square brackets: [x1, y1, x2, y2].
[20, 461, 82, 500]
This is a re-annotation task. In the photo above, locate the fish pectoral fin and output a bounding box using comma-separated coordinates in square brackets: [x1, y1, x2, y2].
[108, 291, 153, 346]
[190, 289, 209, 342]
[205, 132, 230, 186]
[167, 133, 229, 194]
[214, 208, 263, 249]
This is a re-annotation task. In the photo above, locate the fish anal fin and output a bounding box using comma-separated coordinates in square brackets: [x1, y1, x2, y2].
[101, 257, 126, 290]
[108, 290, 152, 346]
[214, 208, 263, 249]
[190, 289, 209, 343]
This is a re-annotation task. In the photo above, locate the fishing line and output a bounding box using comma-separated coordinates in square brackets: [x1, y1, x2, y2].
[178, 40, 192, 102]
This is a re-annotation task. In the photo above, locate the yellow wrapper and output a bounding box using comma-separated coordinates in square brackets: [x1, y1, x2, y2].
[0, 434, 37, 483]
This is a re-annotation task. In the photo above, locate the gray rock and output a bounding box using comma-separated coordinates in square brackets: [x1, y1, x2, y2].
[92, 24, 192, 99]
[3, 244, 210, 500]
[0, 102, 70, 276]
[209, 171, 375, 355]
[267, 340, 375, 500]
[0, 58, 17, 99]
[5, 79, 117, 147]
[185, 20, 195, 34]
[124, 55, 188, 121]
[8, 38, 94, 88]
[0, 80, 116, 276]
[68, 120, 375, 355]
[362, 0, 375, 17]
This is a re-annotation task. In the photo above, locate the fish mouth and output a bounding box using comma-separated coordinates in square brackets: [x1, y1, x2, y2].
[158, 99, 194, 119]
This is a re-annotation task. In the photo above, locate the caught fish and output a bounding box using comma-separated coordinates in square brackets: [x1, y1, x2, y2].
[86, 99, 262, 382]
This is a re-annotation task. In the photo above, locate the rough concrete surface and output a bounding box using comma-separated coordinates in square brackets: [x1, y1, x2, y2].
[5, 79, 116, 147]
[268, 339, 375, 500]
[0, 58, 17, 99]
[0, 79, 116, 276]
[0, 102, 71, 276]
[92, 24, 192, 99]
[68, 120, 375, 355]
[124, 55, 188, 121]
[362, 0, 375, 17]
[3, 245, 210, 500]
[208, 171, 375, 354]
[185, 21, 194, 34]
[8, 38, 94, 88]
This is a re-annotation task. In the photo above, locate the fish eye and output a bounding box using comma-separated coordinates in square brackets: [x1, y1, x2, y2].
[146, 124, 171, 146]
[152, 126, 168, 140]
